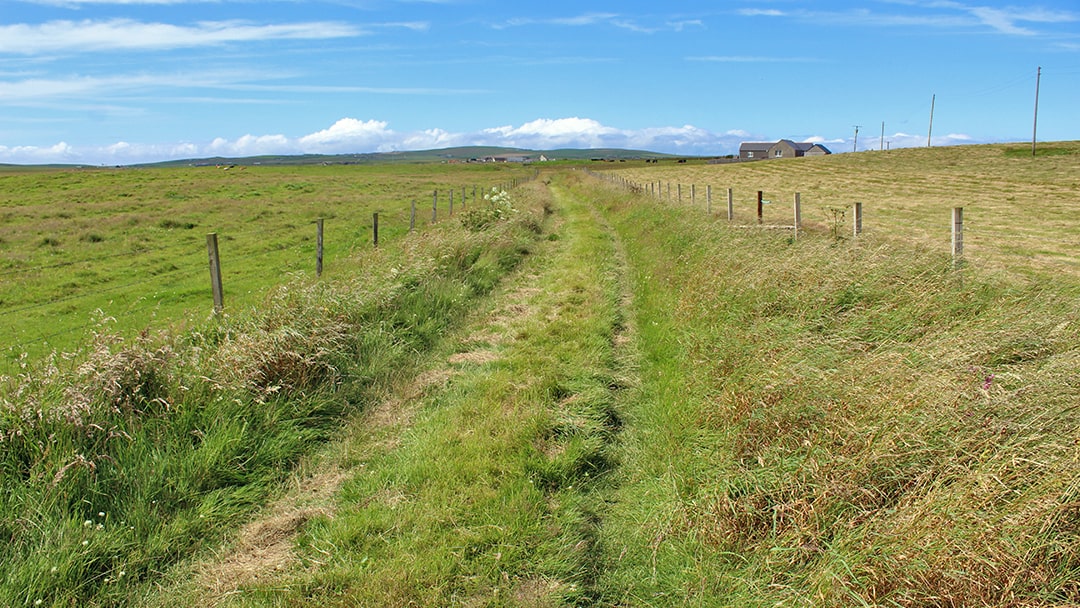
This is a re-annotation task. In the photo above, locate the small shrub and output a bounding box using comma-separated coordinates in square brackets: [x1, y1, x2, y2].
[80, 233, 105, 243]
[460, 188, 517, 231]
[40, 236, 61, 247]
[158, 219, 196, 230]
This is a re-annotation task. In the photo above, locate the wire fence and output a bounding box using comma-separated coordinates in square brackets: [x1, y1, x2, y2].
[1, 175, 536, 367]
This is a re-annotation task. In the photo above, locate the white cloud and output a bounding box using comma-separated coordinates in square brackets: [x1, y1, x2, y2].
[0, 117, 989, 165]
[0, 19, 362, 54]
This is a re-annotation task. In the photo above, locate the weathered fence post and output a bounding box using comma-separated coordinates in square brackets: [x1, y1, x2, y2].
[691, 184, 696, 205]
[206, 233, 223, 313]
[757, 190, 764, 224]
[315, 219, 324, 277]
[678, 183, 682, 202]
[372, 212, 379, 248]
[410, 199, 417, 232]
[952, 207, 964, 266]
[727, 188, 734, 221]
[707, 185, 712, 214]
[853, 202, 863, 237]
[462, 187, 467, 211]
[432, 190, 438, 223]
[449, 190, 454, 216]
[794, 193, 802, 239]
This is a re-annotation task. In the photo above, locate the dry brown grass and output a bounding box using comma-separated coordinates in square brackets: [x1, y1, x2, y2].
[612, 142, 1080, 281]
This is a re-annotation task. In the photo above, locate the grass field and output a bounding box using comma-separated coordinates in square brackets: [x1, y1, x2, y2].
[1, 143, 1078, 606]
[612, 142, 1080, 281]
[0, 163, 534, 368]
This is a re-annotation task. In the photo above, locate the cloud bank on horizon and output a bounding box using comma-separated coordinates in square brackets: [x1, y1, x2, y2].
[0, 116, 979, 165]
[1, 0, 1077, 165]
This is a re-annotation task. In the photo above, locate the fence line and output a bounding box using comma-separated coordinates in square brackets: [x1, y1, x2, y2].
[582, 169, 994, 267]
[1, 174, 538, 359]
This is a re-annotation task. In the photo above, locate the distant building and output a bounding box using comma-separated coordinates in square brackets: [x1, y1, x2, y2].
[740, 139, 831, 160]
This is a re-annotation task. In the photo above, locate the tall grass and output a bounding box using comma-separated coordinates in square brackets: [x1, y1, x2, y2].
[583, 171, 1079, 605]
[0, 181, 545, 607]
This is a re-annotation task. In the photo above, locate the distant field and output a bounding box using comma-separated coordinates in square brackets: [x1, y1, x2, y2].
[608, 142, 1080, 280]
[0, 163, 533, 368]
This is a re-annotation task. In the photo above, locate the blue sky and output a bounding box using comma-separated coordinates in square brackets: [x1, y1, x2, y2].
[1, 0, 1077, 165]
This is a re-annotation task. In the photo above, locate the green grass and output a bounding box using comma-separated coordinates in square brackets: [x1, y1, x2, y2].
[140, 173, 632, 606]
[0, 180, 546, 607]
[3, 144, 1078, 606]
[0, 163, 533, 368]
[580, 164, 1080, 605]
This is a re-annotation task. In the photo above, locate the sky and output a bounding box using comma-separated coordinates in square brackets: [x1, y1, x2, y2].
[1, 0, 1078, 165]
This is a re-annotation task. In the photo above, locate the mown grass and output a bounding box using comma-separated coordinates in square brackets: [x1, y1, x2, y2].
[0, 177, 546, 607]
[610, 141, 1080, 281]
[0, 163, 533, 368]
[581, 162, 1079, 605]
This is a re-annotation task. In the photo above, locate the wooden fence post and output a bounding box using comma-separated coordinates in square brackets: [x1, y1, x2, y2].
[707, 185, 712, 214]
[691, 184, 696, 205]
[432, 190, 438, 223]
[315, 219, 324, 277]
[794, 193, 802, 239]
[410, 199, 417, 232]
[206, 233, 223, 313]
[757, 190, 764, 224]
[952, 207, 964, 266]
[678, 183, 682, 202]
[449, 190, 454, 216]
[853, 202, 863, 237]
[727, 188, 734, 220]
[372, 213, 379, 247]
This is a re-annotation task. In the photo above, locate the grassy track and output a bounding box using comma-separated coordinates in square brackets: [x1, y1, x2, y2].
[3, 146, 1078, 606]
[144, 172, 634, 606]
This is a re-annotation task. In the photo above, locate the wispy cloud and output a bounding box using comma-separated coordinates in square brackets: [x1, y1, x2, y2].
[0, 71, 488, 105]
[0, 19, 364, 55]
[739, 2, 1078, 37]
[687, 55, 820, 63]
[737, 9, 785, 18]
[497, 12, 702, 34]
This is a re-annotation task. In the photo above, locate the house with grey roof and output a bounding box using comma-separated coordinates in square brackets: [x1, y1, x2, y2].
[740, 139, 831, 160]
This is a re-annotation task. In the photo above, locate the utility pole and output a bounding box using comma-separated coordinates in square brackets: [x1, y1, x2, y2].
[880, 121, 885, 151]
[853, 125, 861, 152]
[927, 94, 936, 147]
[1032, 66, 1041, 157]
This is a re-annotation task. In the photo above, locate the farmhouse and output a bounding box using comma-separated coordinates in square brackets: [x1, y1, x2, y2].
[739, 139, 831, 160]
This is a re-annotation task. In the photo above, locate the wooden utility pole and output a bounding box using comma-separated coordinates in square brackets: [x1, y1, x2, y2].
[853, 125, 861, 152]
[1032, 66, 1042, 157]
[880, 121, 885, 151]
[927, 94, 936, 147]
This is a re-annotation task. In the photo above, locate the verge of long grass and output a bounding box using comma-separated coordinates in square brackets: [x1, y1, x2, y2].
[0, 181, 545, 607]
[181, 172, 631, 607]
[585, 174, 1079, 605]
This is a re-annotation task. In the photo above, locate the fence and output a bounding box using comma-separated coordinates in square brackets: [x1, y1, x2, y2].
[0, 175, 536, 364]
[585, 168, 972, 264]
